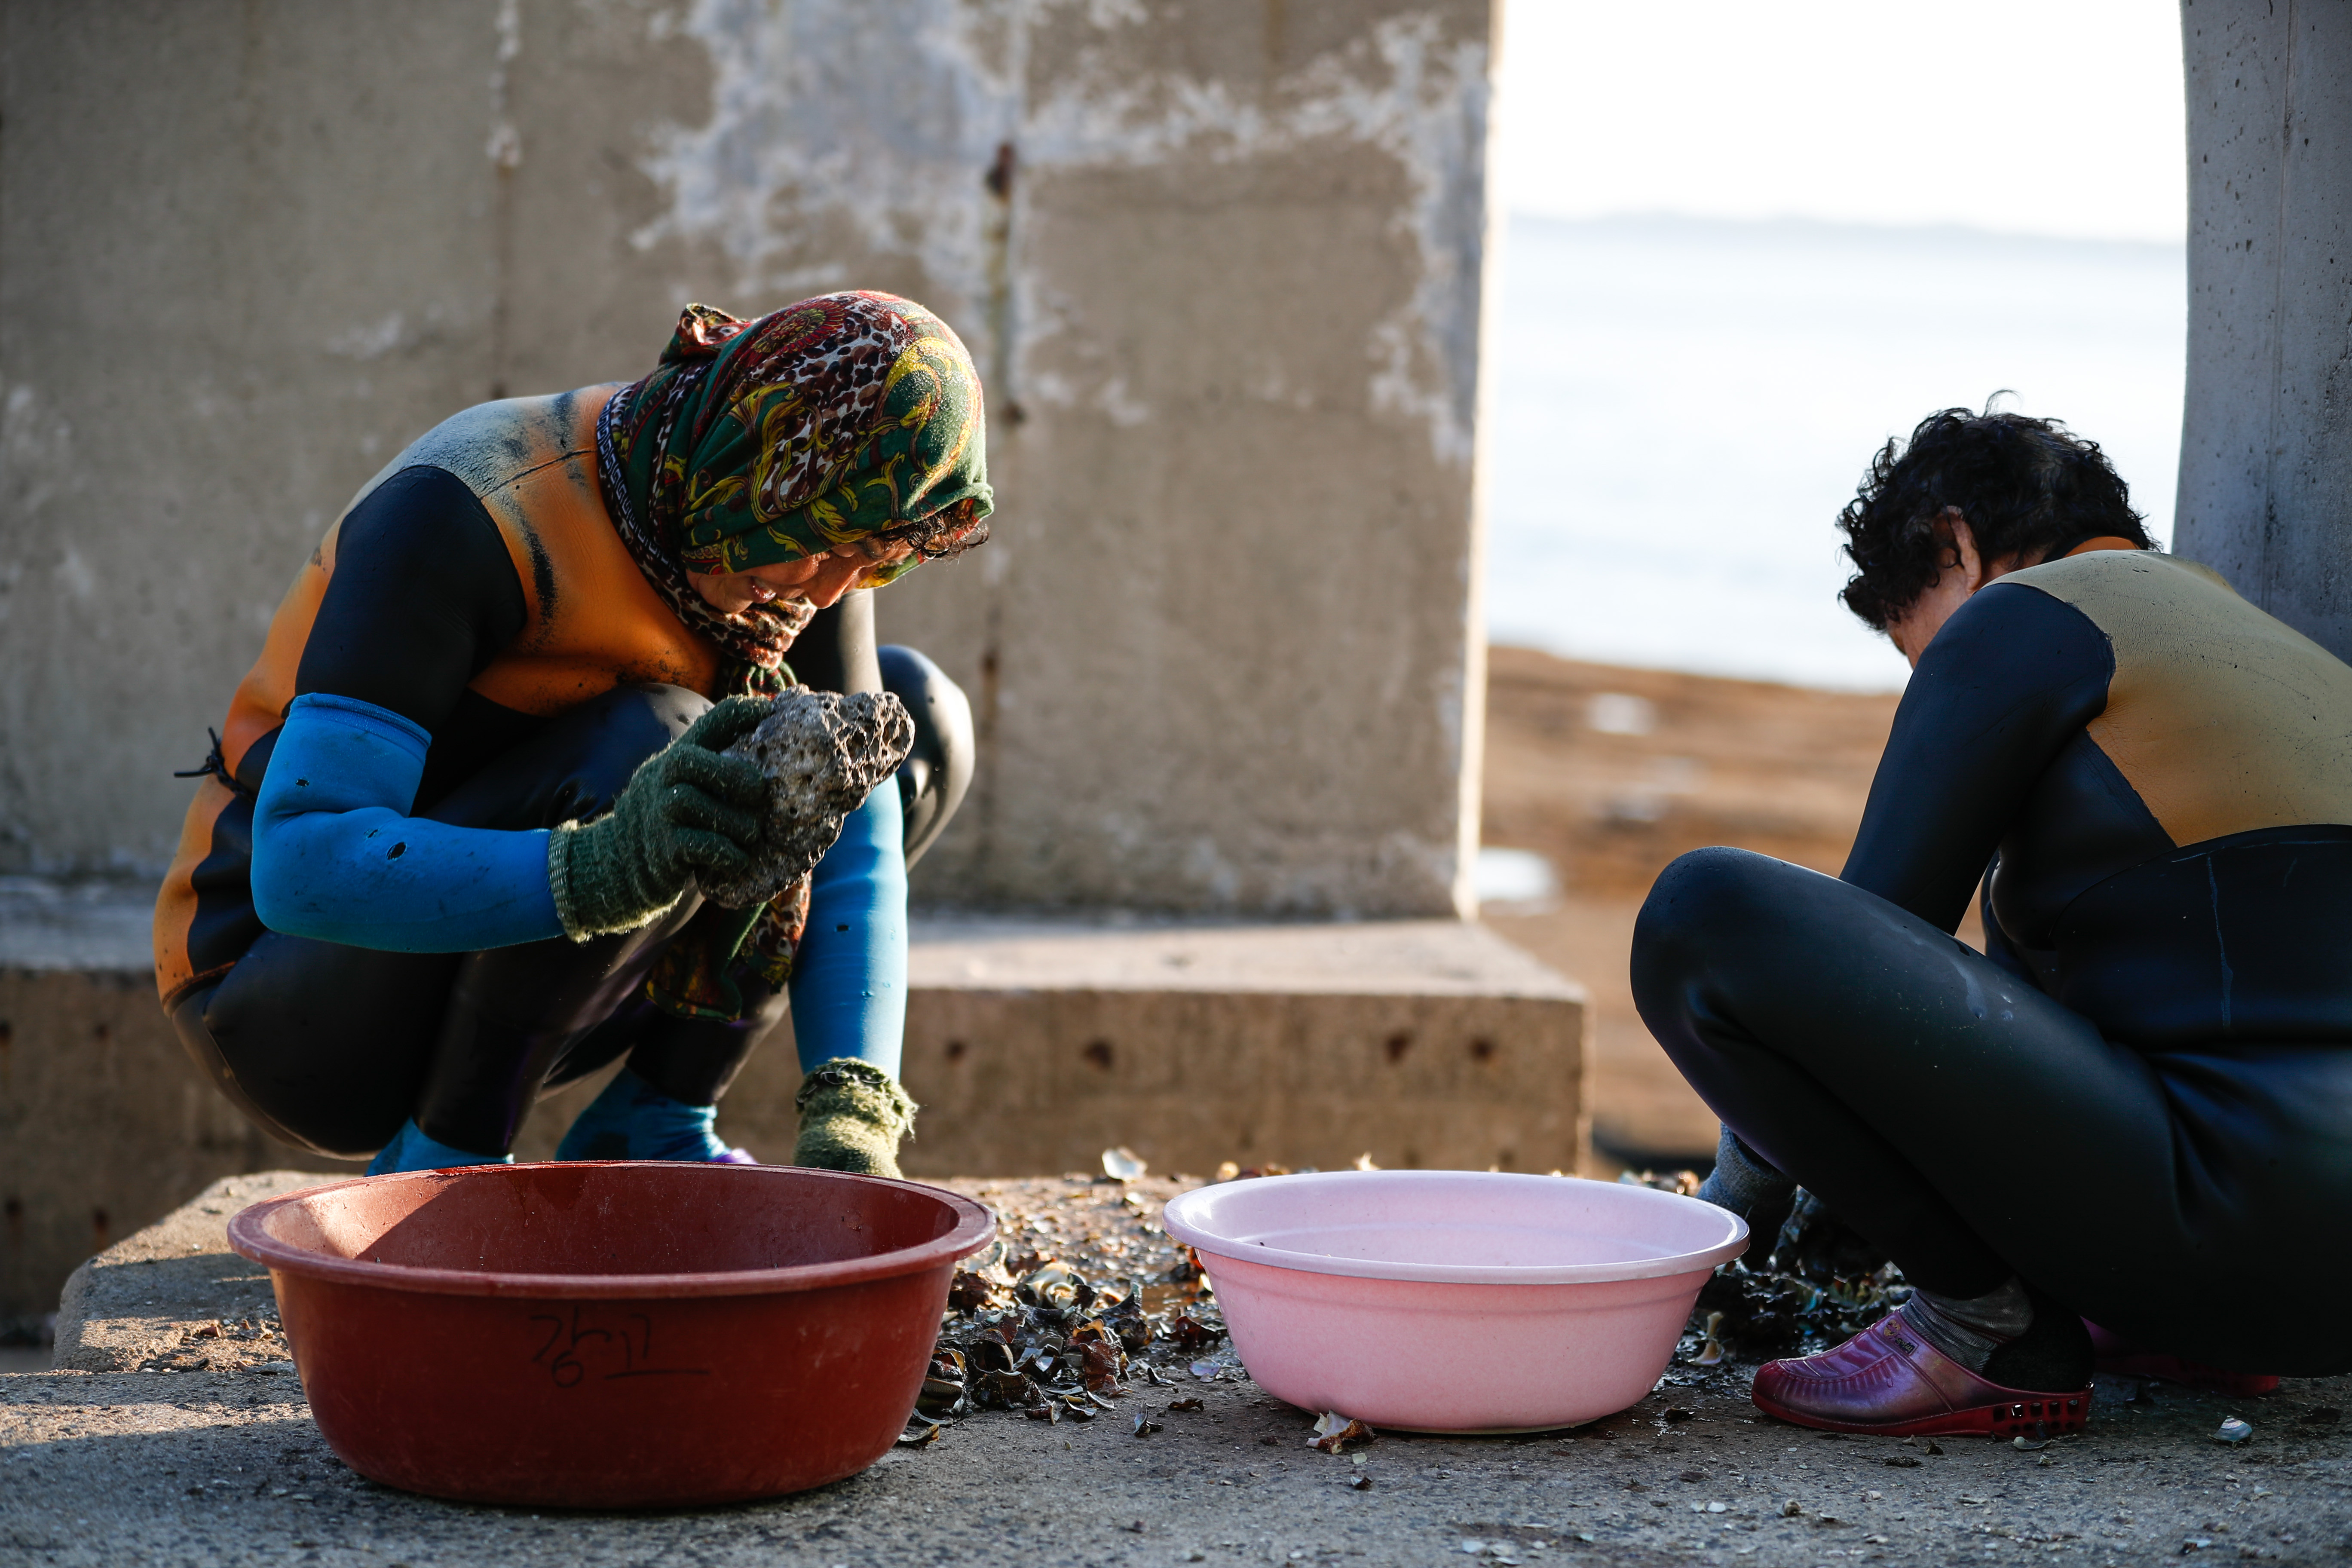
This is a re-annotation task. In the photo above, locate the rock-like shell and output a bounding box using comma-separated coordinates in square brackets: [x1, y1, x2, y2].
[700, 689, 915, 908]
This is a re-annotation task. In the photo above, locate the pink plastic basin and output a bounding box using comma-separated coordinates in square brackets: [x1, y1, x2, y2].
[1161, 1170, 1747, 1433]
[227, 1162, 993, 1508]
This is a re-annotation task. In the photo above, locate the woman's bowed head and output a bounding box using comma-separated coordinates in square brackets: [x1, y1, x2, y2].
[686, 536, 916, 617]
[602, 292, 992, 696]
[1834, 402, 2153, 664]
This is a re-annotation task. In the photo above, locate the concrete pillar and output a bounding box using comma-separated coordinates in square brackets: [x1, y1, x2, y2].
[2174, 0, 2352, 657]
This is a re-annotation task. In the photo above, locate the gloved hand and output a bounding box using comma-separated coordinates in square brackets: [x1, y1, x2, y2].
[547, 695, 773, 940]
[791, 1057, 919, 1178]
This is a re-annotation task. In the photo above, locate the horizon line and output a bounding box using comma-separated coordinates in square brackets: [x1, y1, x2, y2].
[1507, 207, 2186, 252]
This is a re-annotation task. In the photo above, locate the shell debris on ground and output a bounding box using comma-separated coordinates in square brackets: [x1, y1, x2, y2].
[904, 1173, 1242, 1440]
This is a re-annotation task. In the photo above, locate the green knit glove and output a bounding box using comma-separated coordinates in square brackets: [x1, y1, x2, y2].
[547, 695, 773, 940]
[792, 1058, 919, 1178]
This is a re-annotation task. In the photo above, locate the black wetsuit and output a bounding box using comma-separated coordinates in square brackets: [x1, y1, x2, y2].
[1633, 550, 2352, 1375]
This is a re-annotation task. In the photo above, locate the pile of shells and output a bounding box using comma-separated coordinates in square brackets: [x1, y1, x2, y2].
[1617, 1169, 1913, 1362]
[897, 1169, 1235, 1444]
[905, 1243, 1229, 1441]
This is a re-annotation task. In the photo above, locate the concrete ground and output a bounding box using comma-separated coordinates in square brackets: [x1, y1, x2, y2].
[3, 1176, 2348, 1567]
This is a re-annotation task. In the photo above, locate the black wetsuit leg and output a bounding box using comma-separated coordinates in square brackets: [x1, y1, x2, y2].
[173, 684, 711, 1159]
[1632, 846, 2352, 1375]
[564, 983, 790, 1107]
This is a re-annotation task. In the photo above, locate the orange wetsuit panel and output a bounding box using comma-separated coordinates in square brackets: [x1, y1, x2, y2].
[153, 387, 723, 1008]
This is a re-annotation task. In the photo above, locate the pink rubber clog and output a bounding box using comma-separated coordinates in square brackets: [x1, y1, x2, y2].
[1752, 1311, 2092, 1438]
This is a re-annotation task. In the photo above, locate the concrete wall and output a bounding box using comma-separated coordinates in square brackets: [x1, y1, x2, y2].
[0, 0, 1496, 918]
[2174, 0, 2352, 657]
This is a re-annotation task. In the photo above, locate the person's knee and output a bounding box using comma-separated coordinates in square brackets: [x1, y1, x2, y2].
[542, 683, 711, 822]
[187, 992, 414, 1159]
[877, 646, 973, 867]
[1631, 848, 1804, 1006]
[594, 683, 712, 748]
[1636, 846, 1790, 945]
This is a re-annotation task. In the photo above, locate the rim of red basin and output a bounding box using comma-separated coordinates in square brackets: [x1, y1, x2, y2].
[226, 1161, 997, 1300]
[1161, 1169, 1749, 1286]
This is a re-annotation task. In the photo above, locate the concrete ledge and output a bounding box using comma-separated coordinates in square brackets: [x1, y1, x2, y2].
[0, 964, 352, 1325]
[1, 884, 1586, 1318]
[0, 959, 627, 1321]
[51, 1171, 320, 1373]
[891, 918, 1588, 1178]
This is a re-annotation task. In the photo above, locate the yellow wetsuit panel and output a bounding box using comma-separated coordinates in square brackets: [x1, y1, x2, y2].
[2002, 549, 2352, 848]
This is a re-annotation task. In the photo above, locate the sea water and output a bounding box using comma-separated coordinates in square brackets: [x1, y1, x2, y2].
[1483, 215, 2188, 692]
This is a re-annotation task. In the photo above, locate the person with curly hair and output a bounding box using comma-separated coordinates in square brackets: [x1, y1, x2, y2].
[1632, 402, 2352, 1435]
[154, 292, 986, 1179]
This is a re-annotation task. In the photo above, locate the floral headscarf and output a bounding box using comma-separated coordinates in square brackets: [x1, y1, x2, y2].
[596, 290, 992, 698]
[594, 291, 992, 1019]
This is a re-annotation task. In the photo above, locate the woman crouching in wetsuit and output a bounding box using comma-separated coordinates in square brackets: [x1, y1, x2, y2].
[1632, 404, 2352, 1435]
[152, 291, 982, 1179]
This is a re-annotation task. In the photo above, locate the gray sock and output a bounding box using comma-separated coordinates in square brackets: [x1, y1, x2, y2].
[1694, 1125, 1798, 1256]
[1903, 1277, 2034, 1373]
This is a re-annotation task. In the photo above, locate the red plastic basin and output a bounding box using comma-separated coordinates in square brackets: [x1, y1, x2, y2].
[226, 1161, 993, 1508]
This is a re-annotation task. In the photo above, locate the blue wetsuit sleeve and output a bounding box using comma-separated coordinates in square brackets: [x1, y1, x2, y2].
[785, 785, 908, 1075]
[250, 692, 564, 952]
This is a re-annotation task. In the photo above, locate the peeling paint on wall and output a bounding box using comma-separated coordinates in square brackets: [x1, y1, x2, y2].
[323, 314, 410, 361]
[635, 0, 1489, 466]
[2, 383, 72, 531]
[633, 0, 1023, 300]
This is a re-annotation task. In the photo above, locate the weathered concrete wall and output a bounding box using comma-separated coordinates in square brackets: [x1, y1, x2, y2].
[2174, 1, 2352, 656]
[0, 0, 1495, 918]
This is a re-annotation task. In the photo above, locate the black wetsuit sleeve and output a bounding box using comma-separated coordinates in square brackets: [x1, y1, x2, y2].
[1840, 582, 2114, 932]
[294, 466, 527, 733]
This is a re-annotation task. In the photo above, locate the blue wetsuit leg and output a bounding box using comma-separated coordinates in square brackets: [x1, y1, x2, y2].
[785, 785, 908, 1077]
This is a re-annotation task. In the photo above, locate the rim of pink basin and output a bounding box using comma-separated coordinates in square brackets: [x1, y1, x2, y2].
[1162, 1170, 1748, 1286]
[226, 1162, 996, 1300]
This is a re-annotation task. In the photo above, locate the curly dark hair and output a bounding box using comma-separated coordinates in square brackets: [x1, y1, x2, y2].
[1837, 401, 2151, 630]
